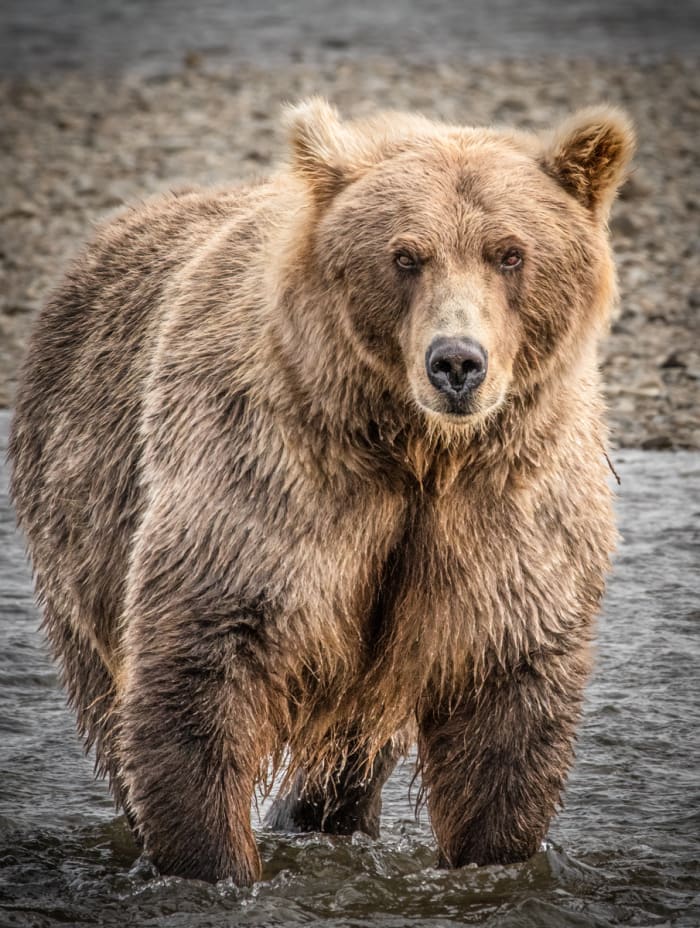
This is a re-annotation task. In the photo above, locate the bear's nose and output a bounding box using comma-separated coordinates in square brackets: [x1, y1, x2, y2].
[425, 337, 488, 395]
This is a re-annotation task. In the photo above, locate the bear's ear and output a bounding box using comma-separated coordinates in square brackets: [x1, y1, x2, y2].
[540, 107, 636, 219]
[284, 97, 367, 206]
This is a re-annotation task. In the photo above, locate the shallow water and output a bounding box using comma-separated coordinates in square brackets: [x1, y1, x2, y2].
[1, 0, 699, 77]
[0, 407, 698, 927]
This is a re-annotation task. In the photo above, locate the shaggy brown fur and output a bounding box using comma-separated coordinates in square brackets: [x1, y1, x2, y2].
[9, 98, 634, 884]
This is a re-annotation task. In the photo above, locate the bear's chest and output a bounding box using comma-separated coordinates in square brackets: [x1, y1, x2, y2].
[360, 477, 579, 675]
[368, 487, 503, 630]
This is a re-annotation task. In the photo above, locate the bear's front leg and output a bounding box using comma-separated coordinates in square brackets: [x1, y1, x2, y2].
[418, 644, 590, 868]
[118, 599, 281, 885]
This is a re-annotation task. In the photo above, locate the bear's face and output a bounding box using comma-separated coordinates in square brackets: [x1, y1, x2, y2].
[287, 100, 634, 429]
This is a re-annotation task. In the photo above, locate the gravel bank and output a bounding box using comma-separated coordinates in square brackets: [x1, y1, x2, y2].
[1, 55, 698, 448]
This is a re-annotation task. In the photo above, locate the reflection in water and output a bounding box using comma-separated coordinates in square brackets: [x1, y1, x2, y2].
[1, 409, 698, 926]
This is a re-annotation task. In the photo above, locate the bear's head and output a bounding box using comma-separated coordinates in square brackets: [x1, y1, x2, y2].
[286, 98, 634, 429]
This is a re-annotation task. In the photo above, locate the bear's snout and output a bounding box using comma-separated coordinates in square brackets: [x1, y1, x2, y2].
[425, 337, 488, 412]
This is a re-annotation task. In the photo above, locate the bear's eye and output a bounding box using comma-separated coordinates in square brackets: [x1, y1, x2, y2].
[395, 251, 420, 272]
[499, 248, 523, 271]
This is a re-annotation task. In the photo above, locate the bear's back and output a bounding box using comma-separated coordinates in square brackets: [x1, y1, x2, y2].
[10, 185, 259, 654]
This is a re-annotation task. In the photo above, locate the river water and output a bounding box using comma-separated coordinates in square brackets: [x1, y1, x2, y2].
[0, 409, 699, 926]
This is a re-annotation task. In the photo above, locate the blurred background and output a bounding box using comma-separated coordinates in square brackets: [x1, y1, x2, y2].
[1, 0, 699, 448]
[1, 4, 699, 928]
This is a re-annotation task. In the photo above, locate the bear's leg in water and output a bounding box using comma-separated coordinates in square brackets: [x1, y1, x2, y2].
[117, 596, 286, 885]
[417, 647, 589, 867]
[264, 738, 400, 837]
[43, 600, 138, 832]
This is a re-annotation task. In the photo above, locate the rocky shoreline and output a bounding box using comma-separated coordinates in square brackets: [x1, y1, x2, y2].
[1, 55, 698, 448]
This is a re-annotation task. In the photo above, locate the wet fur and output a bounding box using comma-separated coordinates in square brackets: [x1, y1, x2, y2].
[10, 100, 633, 883]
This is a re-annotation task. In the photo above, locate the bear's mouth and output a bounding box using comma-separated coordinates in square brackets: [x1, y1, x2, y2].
[440, 392, 476, 417]
[413, 382, 507, 426]
[413, 392, 479, 422]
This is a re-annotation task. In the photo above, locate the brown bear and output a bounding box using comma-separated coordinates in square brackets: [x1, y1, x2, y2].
[9, 98, 634, 885]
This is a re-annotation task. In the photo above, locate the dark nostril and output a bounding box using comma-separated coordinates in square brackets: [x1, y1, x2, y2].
[432, 358, 454, 376]
[460, 357, 482, 376]
[425, 337, 488, 395]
